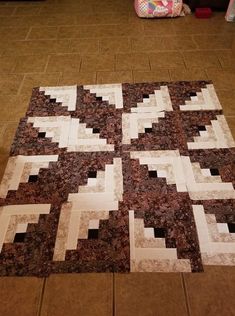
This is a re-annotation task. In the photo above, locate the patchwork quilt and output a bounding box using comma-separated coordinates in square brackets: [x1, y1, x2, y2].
[0, 81, 234, 276]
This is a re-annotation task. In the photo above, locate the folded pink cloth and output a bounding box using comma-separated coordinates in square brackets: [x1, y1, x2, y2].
[226, 0, 235, 21]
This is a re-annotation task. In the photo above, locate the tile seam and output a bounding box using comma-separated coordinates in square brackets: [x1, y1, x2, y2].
[37, 277, 47, 316]
[16, 73, 26, 95]
[191, 35, 199, 50]
[43, 54, 51, 74]
[25, 26, 32, 41]
[181, 273, 191, 316]
[113, 273, 115, 316]
[95, 71, 98, 84]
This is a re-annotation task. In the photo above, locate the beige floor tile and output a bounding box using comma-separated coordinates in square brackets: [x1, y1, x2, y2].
[0, 95, 29, 121]
[75, 13, 128, 25]
[59, 72, 96, 85]
[3, 40, 70, 56]
[40, 4, 93, 16]
[18, 15, 76, 28]
[0, 277, 44, 316]
[40, 274, 113, 316]
[99, 38, 132, 54]
[97, 71, 133, 84]
[143, 19, 175, 35]
[0, 123, 4, 136]
[232, 38, 235, 52]
[0, 6, 15, 16]
[216, 50, 235, 70]
[133, 70, 170, 83]
[115, 273, 188, 316]
[0, 16, 22, 28]
[210, 14, 235, 34]
[92, 1, 132, 14]
[0, 123, 18, 155]
[128, 7, 141, 17]
[13, 6, 41, 16]
[206, 68, 235, 90]
[28, 26, 59, 40]
[184, 266, 235, 316]
[74, 13, 100, 25]
[149, 52, 185, 70]
[116, 53, 150, 71]
[173, 15, 235, 35]
[58, 25, 98, 39]
[46, 54, 81, 72]
[0, 27, 29, 41]
[59, 23, 143, 39]
[93, 13, 129, 25]
[109, 24, 143, 37]
[169, 68, 208, 81]
[193, 34, 233, 50]
[183, 51, 221, 69]
[13, 55, 48, 73]
[20, 73, 60, 95]
[43, 15, 77, 26]
[70, 39, 99, 54]
[216, 90, 235, 116]
[0, 74, 23, 95]
[81, 54, 115, 72]
[226, 117, 235, 138]
[0, 47, 4, 56]
[0, 56, 16, 73]
[173, 20, 209, 35]
[132, 36, 197, 52]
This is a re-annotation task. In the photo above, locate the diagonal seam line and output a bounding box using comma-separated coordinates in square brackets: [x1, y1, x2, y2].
[113, 273, 115, 316]
[181, 273, 191, 316]
[37, 277, 47, 316]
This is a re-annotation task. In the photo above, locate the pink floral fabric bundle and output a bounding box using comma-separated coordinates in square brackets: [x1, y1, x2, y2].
[135, 0, 183, 18]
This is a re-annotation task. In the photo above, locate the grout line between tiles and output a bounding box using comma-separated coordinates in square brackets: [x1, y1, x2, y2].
[25, 26, 32, 41]
[97, 39, 101, 54]
[17, 74, 26, 95]
[181, 273, 191, 316]
[0, 120, 24, 124]
[78, 57, 82, 72]
[112, 273, 115, 316]
[217, 55, 225, 69]
[11, 6, 17, 16]
[0, 124, 5, 139]
[191, 35, 199, 49]
[148, 55, 151, 71]
[130, 37, 134, 52]
[37, 277, 47, 316]
[37, 5, 43, 16]
[167, 69, 171, 81]
[95, 71, 98, 84]
[43, 54, 51, 74]
[131, 70, 134, 84]
[114, 54, 117, 72]
[56, 72, 63, 86]
[225, 115, 235, 118]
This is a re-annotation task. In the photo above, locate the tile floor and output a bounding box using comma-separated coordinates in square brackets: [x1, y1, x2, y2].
[0, 0, 235, 315]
